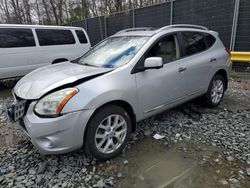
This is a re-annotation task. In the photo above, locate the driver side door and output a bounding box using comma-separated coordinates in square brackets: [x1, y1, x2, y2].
[135, 33, 188, 119]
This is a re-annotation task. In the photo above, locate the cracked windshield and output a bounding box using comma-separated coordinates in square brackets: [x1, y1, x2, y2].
[78, 36, 149, 68]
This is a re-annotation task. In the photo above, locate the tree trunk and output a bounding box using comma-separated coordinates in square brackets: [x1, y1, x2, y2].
[128, 0, 132, 9]
[15, 0, 23, 23]
[139, 0, 143, 7]
[49, 0, 59, 24]
[42, 0, 51, 24]
[64, 0, 69, 22]
[115, 0, 122, 12]
[58, 0, 63, 25]
[23, 0, 32, 24]
[81, 0, 88, 19]
[10, 0, 18, 23]
[35, 0, 41, 24]
[1, 0, 11, 23]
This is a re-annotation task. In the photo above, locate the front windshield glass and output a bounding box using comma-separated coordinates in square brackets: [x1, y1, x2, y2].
[78, 36, 149, 68]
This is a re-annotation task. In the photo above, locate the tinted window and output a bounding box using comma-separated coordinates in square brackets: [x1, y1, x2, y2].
[36, 29, 75, 46]
[182, 32, 207, 56]
[0, 28, 35, 48]
[146, 35, 179, 64]
[75, 30, 87, 43]
[205, 34, 216, 48]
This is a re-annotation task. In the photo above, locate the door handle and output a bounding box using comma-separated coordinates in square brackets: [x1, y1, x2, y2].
[210, 57, 217, 63]
[178, 67, 187, 73]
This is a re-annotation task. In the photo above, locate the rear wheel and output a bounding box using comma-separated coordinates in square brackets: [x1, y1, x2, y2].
[203, 74, 225, 107]
[84, 105, 132, 160]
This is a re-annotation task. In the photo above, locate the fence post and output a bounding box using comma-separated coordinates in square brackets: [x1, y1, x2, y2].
[84, 19, 88, 33]
[230, 0, 240, 51]
[104, 16, 107, 38]
[170, 0, 174, 25]
[132, 9, 135, 28]
[99, 17, 103, 40]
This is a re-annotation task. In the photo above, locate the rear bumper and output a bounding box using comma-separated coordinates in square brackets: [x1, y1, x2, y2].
[22, 102, 94, 155]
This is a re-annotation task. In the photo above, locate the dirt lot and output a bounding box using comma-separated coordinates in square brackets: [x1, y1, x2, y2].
[0, 73, 250, 188]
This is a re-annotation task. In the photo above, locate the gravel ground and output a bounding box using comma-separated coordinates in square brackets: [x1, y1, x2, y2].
[0, 74, 250, 188]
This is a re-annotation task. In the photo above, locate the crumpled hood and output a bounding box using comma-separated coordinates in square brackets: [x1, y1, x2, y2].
[14, 62, 111, 99]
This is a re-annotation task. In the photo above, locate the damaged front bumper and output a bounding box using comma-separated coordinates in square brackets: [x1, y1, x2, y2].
[20, 102, 94, 155]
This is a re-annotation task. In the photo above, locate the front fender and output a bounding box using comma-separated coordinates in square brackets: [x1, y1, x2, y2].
[61, 89, 138, 116]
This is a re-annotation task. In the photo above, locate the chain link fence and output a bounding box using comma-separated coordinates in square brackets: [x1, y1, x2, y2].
[67, 0, 250, 69]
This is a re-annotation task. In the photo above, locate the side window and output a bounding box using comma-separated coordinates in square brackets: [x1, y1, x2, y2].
[182, 32, 207, 56]
[146, 35, 179, 64]
[75, 30, 88, 44]
[36, 29, 75, 46]
[205, 34, 216, 48]
[0, 28, 35, 48]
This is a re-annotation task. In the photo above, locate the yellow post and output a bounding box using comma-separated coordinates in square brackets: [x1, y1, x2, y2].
[231, 52, 250, 62]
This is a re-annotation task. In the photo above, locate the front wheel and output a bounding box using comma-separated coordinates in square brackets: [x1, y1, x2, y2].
[203, 74, 226, 107]
[84, 105, 132, 160]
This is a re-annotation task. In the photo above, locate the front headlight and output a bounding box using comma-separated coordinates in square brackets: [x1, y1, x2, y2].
[34, 88, 78, 116]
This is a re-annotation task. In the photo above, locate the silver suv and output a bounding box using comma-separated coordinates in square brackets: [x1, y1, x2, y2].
[8, 25, 232, 160]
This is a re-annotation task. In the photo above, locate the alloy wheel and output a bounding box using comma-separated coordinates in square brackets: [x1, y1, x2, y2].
[211, 79, 224, 104]
[95, 114, 127, 154]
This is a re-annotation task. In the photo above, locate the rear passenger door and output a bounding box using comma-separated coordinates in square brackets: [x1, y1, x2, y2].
[180, 31, 216, 96]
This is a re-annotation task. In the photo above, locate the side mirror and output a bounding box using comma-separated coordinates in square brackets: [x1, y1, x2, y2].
[144, 57, 163, 70]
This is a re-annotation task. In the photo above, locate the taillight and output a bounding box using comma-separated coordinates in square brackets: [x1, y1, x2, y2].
[225, 48, 231, 57]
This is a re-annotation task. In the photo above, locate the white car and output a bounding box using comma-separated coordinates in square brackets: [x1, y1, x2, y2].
[0, 24, 91, 80]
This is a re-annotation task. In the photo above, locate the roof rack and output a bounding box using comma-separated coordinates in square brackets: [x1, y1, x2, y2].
[157, 24, 208, 33]
[115, 27, 154, 34]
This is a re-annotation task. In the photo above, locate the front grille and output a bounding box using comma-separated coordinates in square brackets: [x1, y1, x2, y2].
[14, 93, 32, 116]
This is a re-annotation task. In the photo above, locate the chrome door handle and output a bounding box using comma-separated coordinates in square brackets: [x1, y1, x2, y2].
[178, 67, 187, 73]
[210, 57, 217, 62]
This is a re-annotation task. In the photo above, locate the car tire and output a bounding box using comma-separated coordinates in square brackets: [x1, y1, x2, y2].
[203, 74, 226, 107]
[84, 104, 132, 160]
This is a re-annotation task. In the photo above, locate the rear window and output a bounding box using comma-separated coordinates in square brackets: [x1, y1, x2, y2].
[0, 28, 35, 48]
[36, 29, 75, 46]
[75, 30, 88, 44]
[182, 32, 208, 56]
[205, 34, 216, 48]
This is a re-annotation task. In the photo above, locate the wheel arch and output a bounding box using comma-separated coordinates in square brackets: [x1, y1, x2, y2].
[86, 100, 137, 133]
[52, 58, 69, 64]
[214, 69, 228, 90]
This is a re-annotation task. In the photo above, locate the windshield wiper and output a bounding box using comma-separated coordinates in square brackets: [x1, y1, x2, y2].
[82, 63, 99, 67]
[70, 57, 80, 64]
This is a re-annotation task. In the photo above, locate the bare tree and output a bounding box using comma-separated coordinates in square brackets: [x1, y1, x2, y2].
[41, 0, 51, 24]
[115, 0, 122, 12]
[0, 0, 166, 24]
[0, 0, 11, 23]
[23, 0, 31, 24]
[64, 0, 69, 21]
[10, 0, 21, 23]
[49, 0, 58, 24]
[35, 0, 42, 24]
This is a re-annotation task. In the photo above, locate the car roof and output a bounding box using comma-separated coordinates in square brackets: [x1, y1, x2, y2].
[113, 24, 214, 37]
[0, 24, 83, 30]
